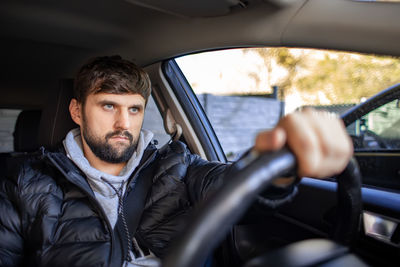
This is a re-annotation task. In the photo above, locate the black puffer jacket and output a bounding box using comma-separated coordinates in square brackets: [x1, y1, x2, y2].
[0, 141, 233, 267]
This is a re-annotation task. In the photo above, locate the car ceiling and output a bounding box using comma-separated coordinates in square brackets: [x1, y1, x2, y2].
[1, 0, 400, 108]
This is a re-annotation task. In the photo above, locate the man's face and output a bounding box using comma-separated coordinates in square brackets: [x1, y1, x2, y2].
[78, 93, 146, 163]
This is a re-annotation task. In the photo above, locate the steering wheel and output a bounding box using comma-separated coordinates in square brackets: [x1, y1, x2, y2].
[162, 148, 362, 267]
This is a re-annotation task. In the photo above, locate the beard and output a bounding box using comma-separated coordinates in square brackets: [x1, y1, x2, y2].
[82, 121, 139, 164]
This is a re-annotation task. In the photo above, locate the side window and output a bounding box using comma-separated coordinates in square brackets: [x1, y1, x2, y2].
[197, 94, 282, 160]
[347, 100, 400, 151]
[176, 49, 285, 161]
[0, 109, 22, 152]
[175, 47, 400, 191]
[143, 95, 170, 147]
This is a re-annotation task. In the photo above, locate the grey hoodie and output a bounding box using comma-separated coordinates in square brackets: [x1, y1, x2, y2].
[63, 127, 154, 228]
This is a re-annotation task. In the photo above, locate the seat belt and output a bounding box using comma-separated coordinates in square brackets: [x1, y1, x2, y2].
[111, 148, 159, 267]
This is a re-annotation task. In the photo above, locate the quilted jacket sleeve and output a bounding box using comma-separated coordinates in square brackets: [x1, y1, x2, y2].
[0, 173, 26, 266]
[184, 145, 298, 208]
[185, 152, 231, 204]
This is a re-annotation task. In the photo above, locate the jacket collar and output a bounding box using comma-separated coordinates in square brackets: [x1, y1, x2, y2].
[44, 142, 159, 197]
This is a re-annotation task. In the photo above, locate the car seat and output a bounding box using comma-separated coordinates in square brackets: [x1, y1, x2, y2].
[38, 79, 77, 149]
[13, 109, 42, 152]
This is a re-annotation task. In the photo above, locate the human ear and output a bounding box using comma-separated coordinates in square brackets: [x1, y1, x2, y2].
[69, 98, 83, 126]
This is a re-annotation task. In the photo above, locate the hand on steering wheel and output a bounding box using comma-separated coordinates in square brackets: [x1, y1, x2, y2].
[163, 149, 362, 267]
[163, 110, 358, 267]
[254, 108, 353, 179]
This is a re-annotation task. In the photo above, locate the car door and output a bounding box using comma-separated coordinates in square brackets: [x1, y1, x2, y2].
[147, 48, 400, 267]
[342, 84, 400, 190]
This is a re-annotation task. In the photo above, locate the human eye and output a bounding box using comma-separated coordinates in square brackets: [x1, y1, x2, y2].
[129, 107, 139, 114]
[103, 104, 114, 110]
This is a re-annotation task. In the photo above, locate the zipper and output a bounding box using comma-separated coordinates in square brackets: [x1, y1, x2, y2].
[120, 149, 157, 263]
[114, 148, 158, 265]
[124, 149, 157, 197]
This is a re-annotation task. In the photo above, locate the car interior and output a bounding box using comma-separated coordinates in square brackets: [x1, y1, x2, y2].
[1, 0, 400, 266]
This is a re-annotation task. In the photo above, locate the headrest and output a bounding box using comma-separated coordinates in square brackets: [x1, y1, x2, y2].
[13, 110, 42, 152]
[38, 79, 78, 150]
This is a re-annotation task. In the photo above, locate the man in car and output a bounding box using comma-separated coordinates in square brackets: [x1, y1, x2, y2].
[0, 56, 352, 267]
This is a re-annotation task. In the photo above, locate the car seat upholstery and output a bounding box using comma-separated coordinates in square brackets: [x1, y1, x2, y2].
[38, 79, 77, 150]
[13, 110, 42, 152]
[0, 109, 42, 179]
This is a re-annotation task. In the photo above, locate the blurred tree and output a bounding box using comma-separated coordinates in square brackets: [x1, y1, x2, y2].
[244, 47, 400, 104]
[297, 53, 400, 104]
[243, 47, 303, 100]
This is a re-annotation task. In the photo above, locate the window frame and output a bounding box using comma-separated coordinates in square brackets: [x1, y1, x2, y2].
[162, 60, 227, 162]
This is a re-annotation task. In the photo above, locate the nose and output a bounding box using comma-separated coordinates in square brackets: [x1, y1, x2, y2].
[114, 108, 130, 130]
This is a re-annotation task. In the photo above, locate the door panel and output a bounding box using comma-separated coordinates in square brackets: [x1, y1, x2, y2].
[355, 152, 400, 190]
[162, 51, 400, 267]
[233, 178, 400, 266]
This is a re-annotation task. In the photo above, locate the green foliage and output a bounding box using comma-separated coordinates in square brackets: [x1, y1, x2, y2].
[244, 47, 304, 99]
[246, 47, 400, 105]
[297, 53, 400, 104]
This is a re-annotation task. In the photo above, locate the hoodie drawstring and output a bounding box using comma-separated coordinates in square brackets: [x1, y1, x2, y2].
[101, 178, 134, 263]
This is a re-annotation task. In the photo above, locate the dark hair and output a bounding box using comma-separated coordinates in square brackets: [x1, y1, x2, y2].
[73, 55, 151, 104]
